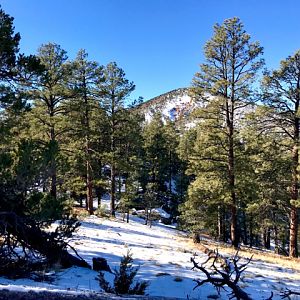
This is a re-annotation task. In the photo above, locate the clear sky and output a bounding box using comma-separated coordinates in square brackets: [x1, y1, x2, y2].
[1, 0, 300, 101]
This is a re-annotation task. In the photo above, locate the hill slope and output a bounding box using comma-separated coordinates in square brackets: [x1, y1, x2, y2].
[1, 213, 300, 299]
[138, 88, 196, 124]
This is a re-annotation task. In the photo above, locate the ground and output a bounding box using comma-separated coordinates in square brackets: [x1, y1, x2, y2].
[1, 211, 300, 299]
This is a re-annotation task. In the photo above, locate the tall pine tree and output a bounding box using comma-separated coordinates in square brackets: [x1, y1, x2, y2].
[27, 43, 72, 200]
[191, 17, 264, 247]
[262, 50, 300, 257]
[98, 62, 135, 216]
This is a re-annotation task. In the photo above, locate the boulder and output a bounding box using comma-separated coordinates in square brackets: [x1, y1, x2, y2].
[92, 257, 111, 272]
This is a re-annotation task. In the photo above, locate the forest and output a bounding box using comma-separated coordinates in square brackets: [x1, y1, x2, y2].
[1, 4, 300, 287]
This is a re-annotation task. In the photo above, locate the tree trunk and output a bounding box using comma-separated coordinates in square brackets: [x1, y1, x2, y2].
[50, 124, 57, 200]
[83, 75, 93, 215]
[274, 224, 279, 254]
[86, 160, 93, 215]
[217, 206, 225, 242]
[289, 206, 298, 257]
[290, 112, 299, 257]
[242, 210, 248, 246]
[50, 171, 57, 199]
[149, 206, 152, 228]
[95, 187, 102, 207]
[263, 228, 271, 249]
[145, 205, 149, 225]
[249, 217, 253, 248]
[110, 163, 116, 217]
[228, 114, 238, 247]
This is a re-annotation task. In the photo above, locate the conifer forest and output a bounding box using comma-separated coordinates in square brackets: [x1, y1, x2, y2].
[1, 4, 300, 300]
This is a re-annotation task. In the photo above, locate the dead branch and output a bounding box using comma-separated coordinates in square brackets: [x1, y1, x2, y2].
[191, 250, 260, 300]
[281, 289, 300, 299]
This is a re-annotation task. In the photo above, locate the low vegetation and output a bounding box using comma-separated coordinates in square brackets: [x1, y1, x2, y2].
[97, 251, 149, 296]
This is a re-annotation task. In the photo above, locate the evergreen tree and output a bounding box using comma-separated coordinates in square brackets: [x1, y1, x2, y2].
[241, 112, 290, 251]
[97, 62, 135, 216]
[66, 49, 103, 214]
[27, 43, 72, 200]
[191, 17, 264, 247]
[142, 114, 168, 194]
[261, 50, 300, 257]
[0, 6, 42, 210]
[0, 5, 20, 80]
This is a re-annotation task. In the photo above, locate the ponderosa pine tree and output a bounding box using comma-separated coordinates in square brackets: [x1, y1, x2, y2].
[262, 50, 300, 257]
[98, 62, 135, 216]
[27, 43, 72, 200]
[241, 111, 290, 251]
[66, 49, 103, 214]
[191, 17, 264, 248]
[142, 114, 168, 191]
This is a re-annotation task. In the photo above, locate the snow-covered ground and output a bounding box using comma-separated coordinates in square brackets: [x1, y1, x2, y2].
[1, 211, 300, 299]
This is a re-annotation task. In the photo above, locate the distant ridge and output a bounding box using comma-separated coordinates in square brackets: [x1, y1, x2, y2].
[137, 87, 196, 123]
[139, 87, 190, 109]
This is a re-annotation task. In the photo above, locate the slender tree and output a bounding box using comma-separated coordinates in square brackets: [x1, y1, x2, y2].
[98, 62, 135, 216]
[191, 17, 264, 247]
[67, 49, 103, 214]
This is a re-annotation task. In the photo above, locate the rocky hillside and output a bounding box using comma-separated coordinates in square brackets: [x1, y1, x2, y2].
[137, 87, 255, 127]
[137, 88, 197, 124]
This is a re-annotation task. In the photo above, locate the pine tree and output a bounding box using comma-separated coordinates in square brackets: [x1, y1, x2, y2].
[27, 43, 72, 200]
[66, 49, 103, 214]
[191, 17, 264, 247]
[97, 62, 135, 216]
[0, 6, 42, 210]
[0, 6, 20, 80]
[241, 112, 290, 251]
[261, 50, 300, 257]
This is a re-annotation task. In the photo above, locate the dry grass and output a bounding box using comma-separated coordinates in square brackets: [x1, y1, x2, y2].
[174, 232, 300, 272]
[188, 238, 300, 272]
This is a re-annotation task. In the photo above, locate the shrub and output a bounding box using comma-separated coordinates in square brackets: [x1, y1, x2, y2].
[97, 251, 148, 295]
[26, 192, 71, 221]
[95, 204, 110, 218]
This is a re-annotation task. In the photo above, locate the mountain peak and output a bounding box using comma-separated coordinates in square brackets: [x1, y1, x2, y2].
[138, 87, 195, 123]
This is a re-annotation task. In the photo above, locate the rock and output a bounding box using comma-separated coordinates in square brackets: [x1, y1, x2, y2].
[193, 232, 201, 243]
[160, 217, 172, 225]
[92, 257, 111, 273]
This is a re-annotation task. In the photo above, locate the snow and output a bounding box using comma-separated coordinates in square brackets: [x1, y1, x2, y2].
[144, 92, 197, 124]
[135, 208, 170, 219]
[1, 213, 300, 299]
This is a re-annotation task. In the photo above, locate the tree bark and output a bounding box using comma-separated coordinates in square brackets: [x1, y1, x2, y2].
[226, 96, 238, 248]
[50, 119, 57, 200]
[110, 162, 116, 217]
[290, 95, 299, 257]
[86, 160, 93, 215]
[81, 74, 94, 215]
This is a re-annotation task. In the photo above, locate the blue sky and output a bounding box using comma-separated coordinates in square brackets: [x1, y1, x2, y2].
[2, 0, 300, 101]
